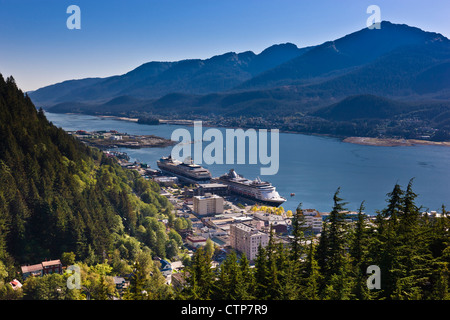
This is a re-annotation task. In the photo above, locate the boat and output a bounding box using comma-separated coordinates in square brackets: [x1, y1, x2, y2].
[216, 169, 286, 206]
[156, 155, 212, 184]
[290, 193, 295, 197]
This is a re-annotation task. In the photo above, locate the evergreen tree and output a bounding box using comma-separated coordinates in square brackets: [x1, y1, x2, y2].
[237, 253, 255, 299]
[126, 261, 148, 300]
[317, 188, 349, 282]
[301, 241, 321, 300]
[184, 247, 214, 299]
[349, 201, 371, 300]
[254, 245, 269, 299]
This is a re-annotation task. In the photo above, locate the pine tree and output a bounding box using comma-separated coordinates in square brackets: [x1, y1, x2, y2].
[126, 261, 148, 300]
[291, 202, 309, 262]
[302, 241, 321, 300]
[349, 201, 371, 300]
[254, 245, 269, 299]
[317, 188, 349, 281]
[185, 247, 214, 299]
[237, 253, 255, 299]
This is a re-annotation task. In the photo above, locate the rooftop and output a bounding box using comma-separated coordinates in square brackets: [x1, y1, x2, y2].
[42, 259, 62, 267]
[21, 263, 43, 273]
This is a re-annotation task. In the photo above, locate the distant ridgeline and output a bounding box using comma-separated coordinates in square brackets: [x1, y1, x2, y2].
[30, 22, 450, 141]
[0, 75, 179, 278]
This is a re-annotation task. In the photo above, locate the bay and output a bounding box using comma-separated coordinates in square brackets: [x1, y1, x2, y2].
[46, 112, 450, 215]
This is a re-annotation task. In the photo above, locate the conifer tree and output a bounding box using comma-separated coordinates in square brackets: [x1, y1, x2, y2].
[317, 188, 349, 282]
[185, 247, 214, 299]
[349, 201, 371, 300]
[302, 241, 321, 300]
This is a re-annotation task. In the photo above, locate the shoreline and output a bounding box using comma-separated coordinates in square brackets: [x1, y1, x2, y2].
[343, 136, 450, 147]
[49, 112, 450, 148]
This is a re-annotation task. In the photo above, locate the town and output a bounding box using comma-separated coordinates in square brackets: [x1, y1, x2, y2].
[9, 149, 445, 298]
[68, 130, 175, 150]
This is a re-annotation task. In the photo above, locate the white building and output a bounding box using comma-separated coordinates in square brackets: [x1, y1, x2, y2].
[230, 223, 269, 261]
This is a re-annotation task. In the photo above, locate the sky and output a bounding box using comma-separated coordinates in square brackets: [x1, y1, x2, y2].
[1, 0, 450, 92]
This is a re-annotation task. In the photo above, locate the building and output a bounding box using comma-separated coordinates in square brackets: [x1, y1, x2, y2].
[186, 235, 208, 248]
[21, 263, 44, 280]
[159, 259, 173, 278]
[9, 279, 22, 290]
[153, 176, 179, 186]
[300, 209, 324, 234]
[229, 223, 269, 261]
[21, 259, 62, 280]
[196, 183, 229, 197]
[42, 260, 63, 275]
[193, 194, 224, 216]
[172, 272, 189, 290]
[113, 276, 129, 296]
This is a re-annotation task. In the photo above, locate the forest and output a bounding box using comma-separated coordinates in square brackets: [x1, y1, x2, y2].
[0, 74, 185, 299]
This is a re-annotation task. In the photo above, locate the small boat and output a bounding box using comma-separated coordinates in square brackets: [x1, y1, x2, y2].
[290, 193, 295, 197]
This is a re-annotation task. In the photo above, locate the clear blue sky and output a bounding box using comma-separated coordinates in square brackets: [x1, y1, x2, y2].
[1, 0, 449, 92]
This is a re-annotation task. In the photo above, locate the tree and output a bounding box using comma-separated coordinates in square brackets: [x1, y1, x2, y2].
[290, 202, 309, 262]
[126, 261, 148, 300]
[349, 202, 371, 300]
[253, 245, 269, 299]
[317, 188, 349, 282]
[301, 241, 321, 300]
[184, 247, 214, 299]
[215, 251, 241, 299]
[61, 252, 76, 266]
[237, 253, 254, 299]
[205, 238, 215, 260]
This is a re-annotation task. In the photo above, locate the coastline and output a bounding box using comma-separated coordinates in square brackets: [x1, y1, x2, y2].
[98, 115, 139, 122]
[343, 136, 450, 147]
[51, 112, 450, 148]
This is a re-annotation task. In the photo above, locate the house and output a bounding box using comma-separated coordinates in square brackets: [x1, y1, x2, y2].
[159, 259, 172, 278]
[171, 272, 189, 290]
[9, 279, 22, 290]
[21, 263, 44, 280]
[113, 276, 129, 296]
[42, 259, 63, 275]
[21, 259, 62, 280]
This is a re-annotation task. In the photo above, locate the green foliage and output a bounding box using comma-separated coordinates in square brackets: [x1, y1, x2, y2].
[0, 74, 176, 299]
[178, 180, 450, 301]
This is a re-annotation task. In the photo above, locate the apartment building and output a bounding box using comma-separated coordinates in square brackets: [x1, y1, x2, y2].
[193, 194, 224, 216]
[229, 223, 269, 261]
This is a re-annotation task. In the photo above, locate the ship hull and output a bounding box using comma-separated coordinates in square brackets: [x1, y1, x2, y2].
[157, 166, 210, 185]
[217, 179, 286, 207]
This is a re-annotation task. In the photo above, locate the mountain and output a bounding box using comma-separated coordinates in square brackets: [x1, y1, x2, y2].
[312, 94, 411, 121]
[0, 74, 179, 272]
[238, 21, 450, 90]
[29, 21, 450, 141]
[29, 43, 307, 107]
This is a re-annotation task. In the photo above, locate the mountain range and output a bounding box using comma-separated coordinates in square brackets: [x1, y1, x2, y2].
[28, 21, 450, 140]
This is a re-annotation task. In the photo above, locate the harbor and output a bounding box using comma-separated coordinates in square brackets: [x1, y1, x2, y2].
[68, 129, 175, 149]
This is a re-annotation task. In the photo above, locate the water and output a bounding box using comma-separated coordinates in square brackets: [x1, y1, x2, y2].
[46, 112, 450, 214]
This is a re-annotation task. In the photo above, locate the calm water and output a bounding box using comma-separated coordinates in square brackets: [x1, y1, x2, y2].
[46, 112, 450, 214]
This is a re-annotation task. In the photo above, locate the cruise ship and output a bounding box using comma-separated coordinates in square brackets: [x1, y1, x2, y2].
[216, 169, 286, 206]
[157, 155, 212, 184]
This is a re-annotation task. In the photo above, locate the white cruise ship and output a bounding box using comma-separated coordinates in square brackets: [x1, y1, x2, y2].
[217, 169, 286, 206]
[157, 155, 212, 184]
